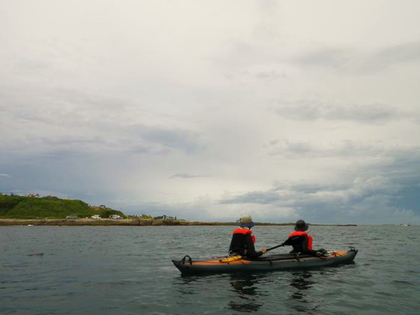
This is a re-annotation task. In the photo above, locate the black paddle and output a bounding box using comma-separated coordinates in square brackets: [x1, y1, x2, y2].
[265, 243, 285, 252]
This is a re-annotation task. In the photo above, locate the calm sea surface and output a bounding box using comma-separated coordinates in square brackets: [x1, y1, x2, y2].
[1, 225, 419, 315]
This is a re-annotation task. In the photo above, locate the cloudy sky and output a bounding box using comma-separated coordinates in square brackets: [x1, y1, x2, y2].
[1, 0, 419, 224]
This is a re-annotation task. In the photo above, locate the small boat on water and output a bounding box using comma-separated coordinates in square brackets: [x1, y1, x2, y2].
[172, 247, 358, 275]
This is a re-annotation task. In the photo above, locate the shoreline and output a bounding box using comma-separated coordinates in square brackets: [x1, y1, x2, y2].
[0, 218, 358, 227]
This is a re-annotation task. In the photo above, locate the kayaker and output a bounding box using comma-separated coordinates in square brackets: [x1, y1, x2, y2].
[283, 219, 327, 257]
[229, 214, 267, 258]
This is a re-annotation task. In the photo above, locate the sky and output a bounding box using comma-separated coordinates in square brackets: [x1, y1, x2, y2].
[1, 0, 420, 224]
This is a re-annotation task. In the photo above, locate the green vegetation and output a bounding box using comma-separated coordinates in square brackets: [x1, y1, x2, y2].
[138, 214, 154, 219]
[0, 194, 125, 219]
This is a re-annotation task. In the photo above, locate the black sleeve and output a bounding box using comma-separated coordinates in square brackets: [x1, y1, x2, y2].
[229, 234, 245, 255]
[283, 236, 297, 246]
[283, 235, 317, 255]
[244, 234, 263, 258]
[283, 235, 305, 250]
[300, 236, 318, 255]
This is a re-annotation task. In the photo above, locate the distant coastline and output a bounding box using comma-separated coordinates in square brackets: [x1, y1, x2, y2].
[0, 193, 359, 227]
[0, 218, 358, 227]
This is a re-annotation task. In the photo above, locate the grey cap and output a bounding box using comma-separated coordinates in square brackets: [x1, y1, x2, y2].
[294, 219, 309, 231]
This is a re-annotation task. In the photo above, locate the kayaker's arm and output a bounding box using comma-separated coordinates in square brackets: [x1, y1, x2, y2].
[244, 234, 265, 258]
[283, 235, 320, 256]
[300, 236, 318, 255]
[283, 235, 304, 248]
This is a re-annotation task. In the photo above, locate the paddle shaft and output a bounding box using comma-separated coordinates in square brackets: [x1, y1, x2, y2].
[265, 243, 284, 252]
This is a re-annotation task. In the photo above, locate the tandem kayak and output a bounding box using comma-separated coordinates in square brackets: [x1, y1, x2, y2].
[172, 247, 358, 275]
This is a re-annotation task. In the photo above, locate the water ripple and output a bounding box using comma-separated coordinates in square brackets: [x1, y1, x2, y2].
[0, 225, 419, 314]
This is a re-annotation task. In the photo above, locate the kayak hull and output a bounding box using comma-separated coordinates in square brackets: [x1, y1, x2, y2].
[172, 248, 358, 275]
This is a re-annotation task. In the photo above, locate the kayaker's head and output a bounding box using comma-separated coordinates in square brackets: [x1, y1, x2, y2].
[237, 214, 255, 229]
[294, 219, 309, 231]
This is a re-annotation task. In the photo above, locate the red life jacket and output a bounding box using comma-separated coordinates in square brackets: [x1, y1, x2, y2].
[233, 228, 256, 243]
[288, 231, 313, 250]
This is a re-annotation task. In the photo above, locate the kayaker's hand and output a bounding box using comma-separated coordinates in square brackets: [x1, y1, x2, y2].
[316, 249, 327, 257]
[261, 248, 267, 254]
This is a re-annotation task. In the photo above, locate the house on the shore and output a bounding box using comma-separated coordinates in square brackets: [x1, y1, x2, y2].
[27, 193, 40, 198]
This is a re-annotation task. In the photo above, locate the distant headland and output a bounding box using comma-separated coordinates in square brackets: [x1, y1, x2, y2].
[0, 218, 358, 227]
[0, 193, 357, 227]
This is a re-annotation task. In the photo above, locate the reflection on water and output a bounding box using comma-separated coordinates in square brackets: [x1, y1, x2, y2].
[290, 271, 314, 300]
[226, 271, 322, 314]
[2, 225, 420, 314]
[175, 271, 322, 314]
[228, 274, 263, 313]
[287, 271, 321, 315]
[174, 273, 265, 313]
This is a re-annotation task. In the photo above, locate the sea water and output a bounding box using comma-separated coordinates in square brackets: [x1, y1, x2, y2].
[1, 225, 419, 315]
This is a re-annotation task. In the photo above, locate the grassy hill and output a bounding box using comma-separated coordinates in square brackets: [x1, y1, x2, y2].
[0, 194, 125, 219]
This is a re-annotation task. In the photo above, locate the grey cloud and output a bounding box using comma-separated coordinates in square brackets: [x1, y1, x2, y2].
[169, 173, 208, 179]
[266, 139, 389, 158]
[0, 86, 114, 127]
[40, 136, 107, 147]
[376, 147, 420, 184]
[219, 143, 420, 223]
[292, 41, 420, 74]
[220, 191, 281, 205]
[2, 135, 114, 159]
[255, 70, 287, 82]
[391, 185, 420, 213]
[223, 69, 288, 84]
[365, 41, 420, 72]
[219, 173, 418, 224]
[272, 182, 351, 194]
[0, 83, 204, 157]
[268, 140, 317, 158]
[130, 145, 161, 155]
[0, 173, 11, 177]
[0, 86, 139, 127]
[1, 124, 201, 162]
[216, 40, 282, 70]
[37, 136, 160, 156]
[16, 59, 50, 71]
[267, 140, 420, 170]
[272, 99, 405, 123]
[130, 125, 202, 154]
[294, 48, 352, 69]
[5, 126, 200, 158]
